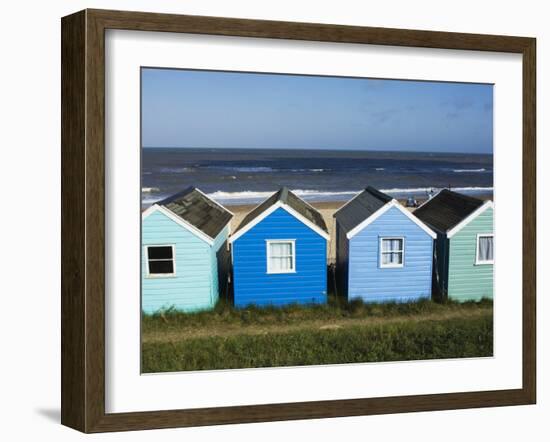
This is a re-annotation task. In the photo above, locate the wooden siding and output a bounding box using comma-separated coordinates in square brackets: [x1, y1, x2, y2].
[348, 206, 433, 302]
[142, 210, 215, 313]
[232, 207, 327, 307]
[335, 220, 349, 298]
[212, 224, 230, 252]
[447, 207, 494, 301]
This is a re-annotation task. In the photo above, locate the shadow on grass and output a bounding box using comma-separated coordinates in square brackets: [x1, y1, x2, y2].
[142, 296, 493, 332]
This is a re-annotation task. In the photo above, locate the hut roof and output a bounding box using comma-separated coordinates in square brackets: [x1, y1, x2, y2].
[413, 189, 485, 233]
[333, 186, 393, 233]
[233, 187, 328, 237]
[155, 187, 233, 239]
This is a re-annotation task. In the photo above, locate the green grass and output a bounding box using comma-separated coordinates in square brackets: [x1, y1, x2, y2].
[141, 297, 493, 373]
[142, 314, 493, 372]
[142, 296, 493, 332]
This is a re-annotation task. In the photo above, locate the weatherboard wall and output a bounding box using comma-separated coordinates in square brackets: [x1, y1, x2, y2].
[232, 207, 328, 307]
[142, 209, 226, 313]
[447, 207, 494, 301]
[347, 206, 434, 303]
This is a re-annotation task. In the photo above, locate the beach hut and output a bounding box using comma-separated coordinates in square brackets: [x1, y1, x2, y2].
[414, 189, 494, 302]
[230, 188, 330, 308]
[334, 186, 436, 303]
[141, 187, 233, 314]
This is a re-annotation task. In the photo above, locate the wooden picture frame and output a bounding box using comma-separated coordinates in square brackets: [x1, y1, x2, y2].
[61, 8, 536, 433]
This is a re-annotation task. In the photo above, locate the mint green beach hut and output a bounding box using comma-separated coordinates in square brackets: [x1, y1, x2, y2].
[141, 187, 233, 314]
[414, 190, 494, 302]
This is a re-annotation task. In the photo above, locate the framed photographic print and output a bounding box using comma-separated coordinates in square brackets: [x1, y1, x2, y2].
[61, 9, 536, 433]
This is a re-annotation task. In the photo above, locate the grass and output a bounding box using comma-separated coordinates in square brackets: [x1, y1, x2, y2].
[141, 297, 493, 373]
[142, 296, 492, 331]
[142, 315, 493, 372]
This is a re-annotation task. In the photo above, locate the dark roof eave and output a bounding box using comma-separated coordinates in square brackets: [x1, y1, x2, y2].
[333, 186, 393, 233]
[156, 187, 233, 239]
[233, 188, 328, 236]
[413, 189, 485, 233]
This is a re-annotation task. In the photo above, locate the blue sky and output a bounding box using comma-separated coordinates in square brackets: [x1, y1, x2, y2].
[141, 68, 493, 154]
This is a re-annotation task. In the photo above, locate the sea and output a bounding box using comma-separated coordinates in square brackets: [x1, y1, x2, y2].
[141, 148, 493, 207]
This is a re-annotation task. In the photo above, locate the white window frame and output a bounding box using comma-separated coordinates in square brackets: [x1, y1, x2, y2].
[266, 239, 296, 274]
[144, 244, 176, 278]
[475, 233, 494, 265]
[379, 236, 405, 269]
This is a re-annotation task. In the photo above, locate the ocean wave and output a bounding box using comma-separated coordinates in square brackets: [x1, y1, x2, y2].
[208, 190, 275, 200]
[294, 189, 359, 197]
[158, 167, 194, 173]
[207, 186, 494, 204]
[207, 189, 358, 203]
[380, 186, 494, 194]
[233, 167, 274, 172]
[289, 168, 326, 172]
[206, 166, 275, 173]
[142, 187, 160, 193]
[452, 168, 487, 173]
[375, 168, 385, 171]
[207, 166, 326, 173]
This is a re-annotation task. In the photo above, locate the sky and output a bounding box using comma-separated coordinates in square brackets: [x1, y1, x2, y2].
[141, 68, 493, 154]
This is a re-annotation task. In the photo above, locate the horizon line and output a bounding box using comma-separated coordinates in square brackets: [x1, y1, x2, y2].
[142, 146, 493, 155]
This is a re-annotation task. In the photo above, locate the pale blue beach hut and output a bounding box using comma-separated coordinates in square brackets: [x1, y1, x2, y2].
[334, 187, 436, 303]
[141, 187, 233, 314]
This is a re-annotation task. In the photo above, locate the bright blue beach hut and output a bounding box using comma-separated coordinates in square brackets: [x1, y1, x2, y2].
[334, 187, 436, 303]
[141, 187, 233, 314]
[230, 188, 330, 308]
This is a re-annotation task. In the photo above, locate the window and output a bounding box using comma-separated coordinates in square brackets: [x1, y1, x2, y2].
[476, 234, 494, 264]
[266, 240, 295, 274]
[380, 237, 404, 268]
[146, 245, 175, 276]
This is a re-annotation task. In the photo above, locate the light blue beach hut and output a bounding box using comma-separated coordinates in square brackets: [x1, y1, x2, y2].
[230, 188, 330, 308]
[141, 187, 233, 314]
[334, 186, 436, 303]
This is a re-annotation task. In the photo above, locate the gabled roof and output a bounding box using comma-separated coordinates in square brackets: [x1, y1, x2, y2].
[413, 189, 487, 234]
[230, 188, 329, 242]
[333, 186, 393, 233]
[334, 186, 436, 239]
[143, 187, 233, 241]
